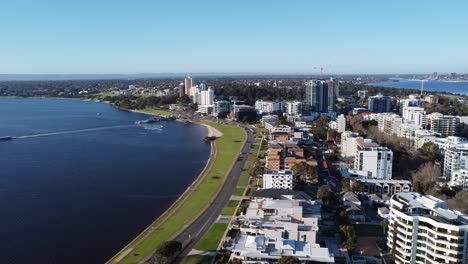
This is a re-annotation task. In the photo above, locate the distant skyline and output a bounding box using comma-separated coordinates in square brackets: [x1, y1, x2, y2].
[1, 0, 467, 74]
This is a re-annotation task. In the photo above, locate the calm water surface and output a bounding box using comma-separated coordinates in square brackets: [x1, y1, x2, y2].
[368, 79, 468, 95]
[0, 98, 210, 264]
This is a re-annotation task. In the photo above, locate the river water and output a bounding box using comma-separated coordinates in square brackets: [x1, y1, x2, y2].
[0, 98, 210, 264]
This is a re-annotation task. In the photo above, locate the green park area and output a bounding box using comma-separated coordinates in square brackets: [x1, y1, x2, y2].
[139, 108, 173, 117]
[194, 223, 229, 251]
[107, 122, 246, 264]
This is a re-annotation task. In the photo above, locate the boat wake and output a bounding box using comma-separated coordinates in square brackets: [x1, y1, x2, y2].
[16, 125, 135, 139]
[135, 123, 163, 131]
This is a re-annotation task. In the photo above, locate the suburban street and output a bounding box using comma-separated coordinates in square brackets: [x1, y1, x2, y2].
[174, 125, 255, 263]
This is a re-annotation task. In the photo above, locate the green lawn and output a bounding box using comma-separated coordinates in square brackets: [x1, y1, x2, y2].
[222, 200, 239, 216]
[238, 170, 250, 187]
[194, 223, 228, 251]
[139, 108, 173, 117]
[108, 123, 245, 264]
[181, 255, 213, 264]
[234, 187, 245, 196]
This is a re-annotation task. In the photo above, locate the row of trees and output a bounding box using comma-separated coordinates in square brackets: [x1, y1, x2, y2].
[99, 94, 187, 110]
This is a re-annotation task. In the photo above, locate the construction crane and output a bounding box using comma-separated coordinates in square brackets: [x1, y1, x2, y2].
[313, 65, 324, 78]
[313, 65, 333, 79]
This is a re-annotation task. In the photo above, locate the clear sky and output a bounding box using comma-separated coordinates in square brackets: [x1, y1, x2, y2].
[1, 0, 467, 74]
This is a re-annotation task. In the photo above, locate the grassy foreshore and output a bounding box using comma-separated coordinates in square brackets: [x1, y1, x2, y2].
[107, 120, 246, 264]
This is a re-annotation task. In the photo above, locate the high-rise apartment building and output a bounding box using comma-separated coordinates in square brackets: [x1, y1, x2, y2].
[305, 79, 336, 113]
[402, 106, 427, 127]
[184, 75, 193, 96]
[387, 192, 468, 264]
[428, 113, 459, 137]
[285, 101, 305, 116]
[368, 94, 392, 113]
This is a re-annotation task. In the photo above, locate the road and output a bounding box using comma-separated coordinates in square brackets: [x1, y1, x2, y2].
[173, 125, 254, 263]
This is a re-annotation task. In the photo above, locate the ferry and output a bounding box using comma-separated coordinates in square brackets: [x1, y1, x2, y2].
[0, 136, 12, 141]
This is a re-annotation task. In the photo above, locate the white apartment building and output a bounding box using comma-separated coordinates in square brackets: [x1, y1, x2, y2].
[398, 125, 438, 149]
[400, 94, 424, 111]
[428, 113, 459, 137]
[398, 123, 423, 138]
[200, 88, 214, 106]
[443, 141, 468, 179]
[230, 193, 334, 263]
[363, 112, 401, 134]
[435, 136, 468, 153]
[402, 106, 427, 127]
[263, 170, 295, 190]
[330, 114, 346, 133]
[184, 75, 193, 96]
[450, 169, 468, 189]
[255, 100, 282, 114]
[341, 131, 362, 158]
[286, 101, 305, 116]
[387, 192, 468, 264]
[197, 105, 213, 115]
[413, 129, 438, 149]
[382, 114, 402, 135]
[354, 138, 393, 179]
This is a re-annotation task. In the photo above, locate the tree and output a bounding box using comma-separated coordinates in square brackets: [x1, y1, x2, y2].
[419, 142, 440, 161]
[277, 256, 301, 264]
[339, 225, 356, 251]
[249, 159, 264, 178]
[317, 186, 336, 207]
[147, 240, 182, 264]
[447, 191, 468, 214]
[412, 163, 441, 194]
[292, 162, 317, 183]
[309, 116, 330, 140]
[381, 219, 389, 235]
[176, 94, 191, 105]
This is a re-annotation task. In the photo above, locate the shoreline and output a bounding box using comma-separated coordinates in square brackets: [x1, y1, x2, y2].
[107, 122, 246, 264]
[109, 126, 217, 263]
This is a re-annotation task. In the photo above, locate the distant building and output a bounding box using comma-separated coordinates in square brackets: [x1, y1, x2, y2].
[255, 100, 282, 114]
[200, 88, 214, 106]
[443, 140, 468, 179]
[340, 131, 361, 158]
[357, 179, 412, 196]
[231, 105, 256, 122]
[286, 101, 305, 116]
[357, 90, 368, 98]
[402, 106, 426, 127]
[427, 113, 458, 137]
[367, 94, 392, 113]
[184, 75, 193, 96]
[261, 115, 279, 129]
[212, 100, 231, 118]
[450, 169, 468, 189]
[400, 94, 424, 112]
[354, 138, 393, 179]
[424, 94, 438, 104]
[352, 107, 369, 115]
[329, 114, 346, 133]
[263, 170, 295, 190]
[382, 114, 402, 135]
[305, 79, 337, 113]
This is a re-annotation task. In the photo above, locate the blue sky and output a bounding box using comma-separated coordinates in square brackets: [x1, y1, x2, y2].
[0, 0, 467, 74]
